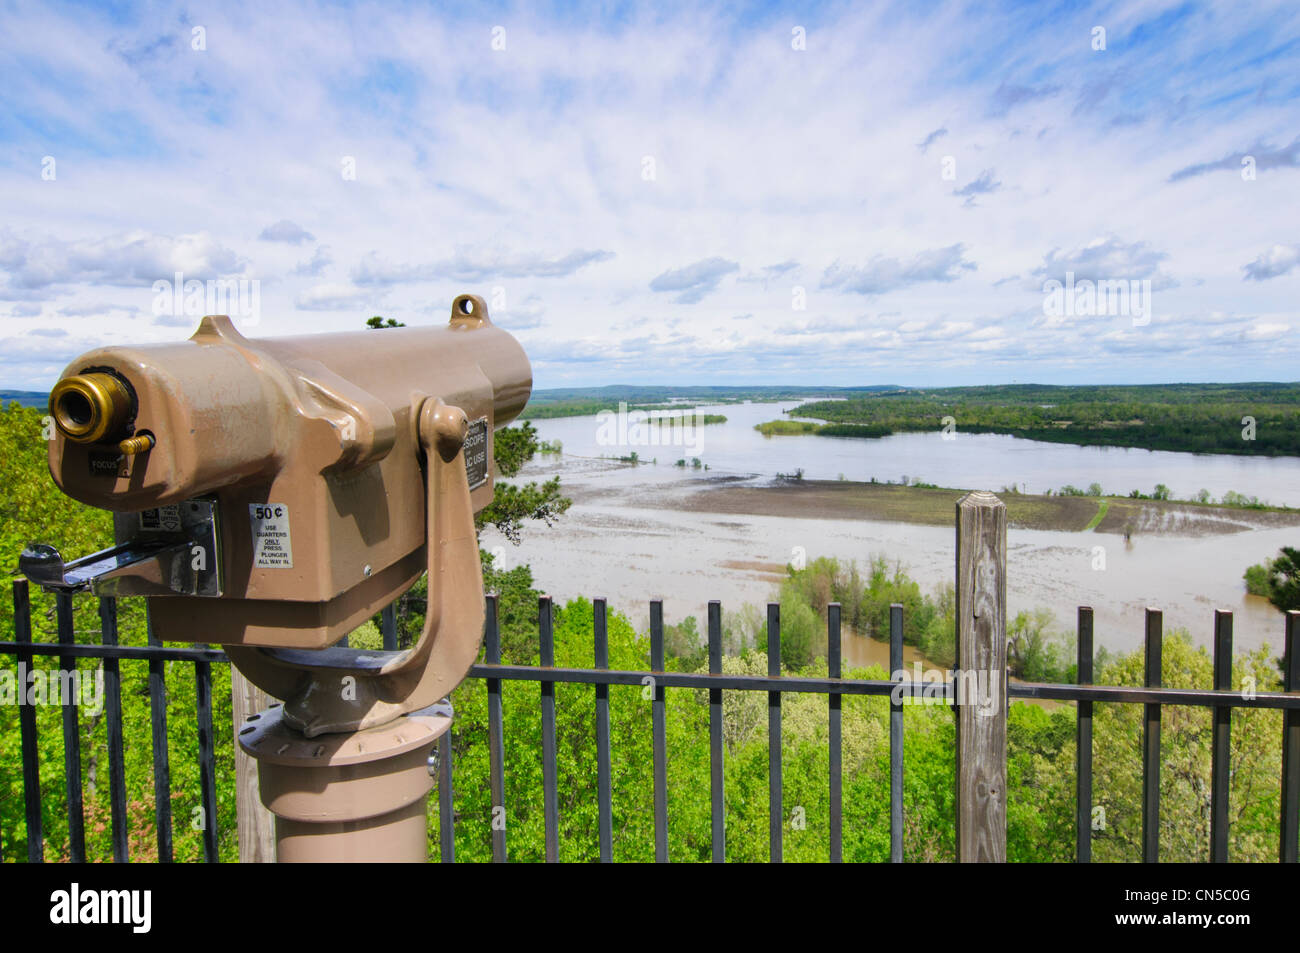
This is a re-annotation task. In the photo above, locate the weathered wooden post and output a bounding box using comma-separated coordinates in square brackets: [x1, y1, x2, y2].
[232, 668, 276, 862]
[955, 490, 1007, 862]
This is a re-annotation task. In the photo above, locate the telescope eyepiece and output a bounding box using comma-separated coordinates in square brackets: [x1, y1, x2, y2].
[50, 372, 134, 444]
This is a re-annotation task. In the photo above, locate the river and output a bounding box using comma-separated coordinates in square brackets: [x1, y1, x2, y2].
[526, 400, 1300, 506]
[480, 401, 1300, 664]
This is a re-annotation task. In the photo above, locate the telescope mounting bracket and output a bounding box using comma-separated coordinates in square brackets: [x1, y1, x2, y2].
[224, 389, 490, 737]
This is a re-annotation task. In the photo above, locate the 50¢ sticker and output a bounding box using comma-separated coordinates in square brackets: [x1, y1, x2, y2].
[249, 503, 293, 569]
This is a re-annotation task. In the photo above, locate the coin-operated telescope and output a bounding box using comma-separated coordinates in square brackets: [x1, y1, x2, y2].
[21, 295, 531, 861]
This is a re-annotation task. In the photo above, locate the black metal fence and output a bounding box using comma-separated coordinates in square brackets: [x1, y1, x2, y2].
[3, 580, 1298, 862]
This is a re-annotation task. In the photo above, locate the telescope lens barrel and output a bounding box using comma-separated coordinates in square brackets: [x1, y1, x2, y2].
[50, 372, 134, 444]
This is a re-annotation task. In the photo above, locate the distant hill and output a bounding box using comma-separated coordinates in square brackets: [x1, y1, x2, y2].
[528, 384, 906, 404]
[1, 391, 48, 409]
[521, 384, 909, 419]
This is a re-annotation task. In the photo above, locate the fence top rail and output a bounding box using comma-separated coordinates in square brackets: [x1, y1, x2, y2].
[464, 663, 1300, 710]
[5, 587, 1297, 713]
[2, 643, 1297, 710]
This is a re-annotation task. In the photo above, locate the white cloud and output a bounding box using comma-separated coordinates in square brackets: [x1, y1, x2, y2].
[294, 245, 333, 277]
[1241, 322, 1290, 341]
[649, 257, 739, 304]
[259, 220, 316, 244]
[1030, 237, 1178, 291]
[1169, 135, 1300, 182]
[0, 230, 245, 296]
[1242, 243, 1300, 281]
[295, 283, 377, 311]
[0, 1, 1297, 387]
[821, 245, 977, 296]
[353, 248, 615, 286]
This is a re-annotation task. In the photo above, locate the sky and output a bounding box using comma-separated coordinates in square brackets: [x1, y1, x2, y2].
[0, 0, 1298, 391]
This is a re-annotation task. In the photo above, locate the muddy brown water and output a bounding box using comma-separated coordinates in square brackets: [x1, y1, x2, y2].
[482, 454, 1296, 668]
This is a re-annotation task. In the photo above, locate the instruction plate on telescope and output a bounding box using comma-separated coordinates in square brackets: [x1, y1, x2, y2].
[464, 417, 489, 490]
[249, 503, 294, 569]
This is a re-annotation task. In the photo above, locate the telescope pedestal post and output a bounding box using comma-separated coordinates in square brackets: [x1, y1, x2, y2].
[238, 701, 450, 863]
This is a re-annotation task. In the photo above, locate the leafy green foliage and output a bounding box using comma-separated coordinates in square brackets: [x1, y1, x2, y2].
[1007, 608, 1075, 682]
[1, 402, 238, 862]
[431, 593, 964, 862]
[427, 599, 1289, 862]
[1089, 631, 1284, 861]
[476, 420, 571, 544]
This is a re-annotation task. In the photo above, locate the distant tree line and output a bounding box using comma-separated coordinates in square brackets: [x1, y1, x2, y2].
[792, 382, 1300, 456]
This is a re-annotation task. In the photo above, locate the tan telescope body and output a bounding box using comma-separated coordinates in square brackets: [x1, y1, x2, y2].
[41, 294, 530, 652]
[30, 295, 535, 856]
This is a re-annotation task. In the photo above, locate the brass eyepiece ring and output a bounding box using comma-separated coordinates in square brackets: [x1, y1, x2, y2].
[49, 373, 134, 444]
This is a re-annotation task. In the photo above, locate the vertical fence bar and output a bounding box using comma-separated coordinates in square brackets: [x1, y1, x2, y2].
[1142, 608, 1163, 864]
[1076, 607, 1094, 864]
[650, 600, 668, 863]
[438, 729, 454, 863]
[146, 611, 173, 862]
[13, 580, 44, 862]
[539, 595, 559, 863]
[55, 592, 85, 862]
[381, 603, 398, 651]
[955, 492, 1007, 863]
[708, 600, 725, 863]
[1282, 611, 1299, 863]
[890, 603, 904, 863]
[767, 603, 782, 863]
[485, 594, 507, 863]
[195, 658, 219, 862]
[594, 598, 612, 863]
[828, 603, 842, 864]
[1211, 610, 1233, 863]
[99, 598, 129, 862]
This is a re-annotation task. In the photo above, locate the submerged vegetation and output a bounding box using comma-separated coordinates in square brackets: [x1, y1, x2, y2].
[1243, 547, 1300, 612]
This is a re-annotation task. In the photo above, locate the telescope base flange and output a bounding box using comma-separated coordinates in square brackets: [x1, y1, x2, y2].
[238, 701, 451, 862]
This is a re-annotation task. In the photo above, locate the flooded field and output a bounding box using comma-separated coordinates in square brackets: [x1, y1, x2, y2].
[483, 453, 1296, 661]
